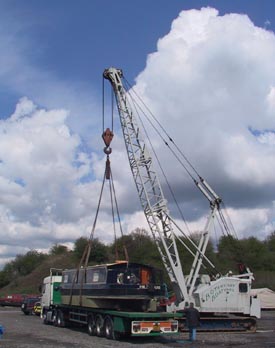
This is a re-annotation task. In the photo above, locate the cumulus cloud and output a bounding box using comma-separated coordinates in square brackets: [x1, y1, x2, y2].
[0, 98, 106, 268]
[1, 7, 275, 269]
[0, 97, 143, 268]
[132, 7, 275, 239]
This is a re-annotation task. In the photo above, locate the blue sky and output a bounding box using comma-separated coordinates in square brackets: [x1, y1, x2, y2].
[0, 0, 275, 269]
[1, 0, 274, 117]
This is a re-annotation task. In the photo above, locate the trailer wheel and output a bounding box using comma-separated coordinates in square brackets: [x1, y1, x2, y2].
[104, 316, 114, 339]
[104, 316, 121, 340]
[87, 314, 96, 336]
[95, 314, 104, 337]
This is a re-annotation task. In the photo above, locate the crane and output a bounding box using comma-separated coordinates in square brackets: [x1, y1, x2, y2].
[103, 67, 261, 325]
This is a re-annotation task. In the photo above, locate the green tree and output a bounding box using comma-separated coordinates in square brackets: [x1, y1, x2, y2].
[12, 250, 47, 276]
[176, 232, 217, 276]
[0, 250, 47, 288]
[73, 237, 109, 264]
[50, 243, 69, 255]
[239, 237, 268, 271]
[111, 228, 160, 265]
[216, 235, 243, 273]
[266, 231, 275, 252]
[73, 237, 88, 260]
[0, 263, 14, 288]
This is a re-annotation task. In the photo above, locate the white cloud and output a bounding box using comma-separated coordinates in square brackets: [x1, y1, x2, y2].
[132, 7, 275, 239]
[0, 99, 103, 268]
[1, 7, 275, 270]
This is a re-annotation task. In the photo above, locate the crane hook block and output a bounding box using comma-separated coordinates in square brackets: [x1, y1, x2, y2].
[102, 128, 114, 147]
[104, 146, 112, 155]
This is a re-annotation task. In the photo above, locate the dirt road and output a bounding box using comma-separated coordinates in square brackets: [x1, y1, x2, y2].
[0, 307, 274, 347]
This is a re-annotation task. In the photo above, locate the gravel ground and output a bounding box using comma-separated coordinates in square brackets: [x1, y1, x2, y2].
[0, 307, 274, 348]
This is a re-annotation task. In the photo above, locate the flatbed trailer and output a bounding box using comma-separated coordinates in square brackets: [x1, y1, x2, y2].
[43, 304, 181, 340]
[41, 269, 181, 340]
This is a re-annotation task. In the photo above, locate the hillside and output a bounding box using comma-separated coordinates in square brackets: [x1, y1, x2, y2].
[1, 255, 275, 298]
[0, 253, 77, 296]
[1, 231, 275, 297]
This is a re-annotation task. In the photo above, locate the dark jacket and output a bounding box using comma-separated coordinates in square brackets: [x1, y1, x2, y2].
[185, 307, 200, 328]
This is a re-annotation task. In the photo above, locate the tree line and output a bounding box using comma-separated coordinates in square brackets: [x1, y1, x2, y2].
[0, 228, 275, 290]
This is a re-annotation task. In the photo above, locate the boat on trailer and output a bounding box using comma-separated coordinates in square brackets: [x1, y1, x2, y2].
[60, 261, 167, 312]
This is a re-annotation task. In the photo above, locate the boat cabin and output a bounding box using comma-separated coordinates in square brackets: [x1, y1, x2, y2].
[60, 262, 166, 312]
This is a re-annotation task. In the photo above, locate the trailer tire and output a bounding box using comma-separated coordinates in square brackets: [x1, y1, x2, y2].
[104, 316, 116, 340]
[95, 314, 104, 337]
[87, 314, 96, 336]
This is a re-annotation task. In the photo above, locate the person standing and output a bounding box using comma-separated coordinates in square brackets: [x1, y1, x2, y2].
[184, 302, 200, 342]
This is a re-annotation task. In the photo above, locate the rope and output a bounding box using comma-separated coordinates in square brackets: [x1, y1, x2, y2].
[102, 75, 105, 132]
[110, 169, 129, 261]
[84, 170, 107, 267]
[108, 170, 118, 260]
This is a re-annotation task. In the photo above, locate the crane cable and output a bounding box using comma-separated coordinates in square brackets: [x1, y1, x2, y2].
[124, 78, 200, 181]
[124, 78, 236, 239]
[125, 87, 195, 182]
[126, 83, 192, 236]
[124, 82, 221, 275]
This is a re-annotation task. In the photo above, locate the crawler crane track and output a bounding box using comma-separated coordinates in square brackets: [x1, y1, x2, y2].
[179, 316, 257, 332]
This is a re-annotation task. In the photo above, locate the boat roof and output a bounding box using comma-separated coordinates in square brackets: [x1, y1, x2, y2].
[63, 261, 158, 272]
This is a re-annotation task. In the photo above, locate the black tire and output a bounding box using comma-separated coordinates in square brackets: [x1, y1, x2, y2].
[56, 310, 65, 327]
[87, 314, 96, 336]
[95, 314, 104, 337]
[104, 316, 120, 340]
[52, 310, 58, 326]
[104, 316, 114, 339]
[43, 310, 50, 325]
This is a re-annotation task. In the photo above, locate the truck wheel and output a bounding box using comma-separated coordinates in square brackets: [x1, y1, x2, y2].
[42, 311, 49, 325]
[52, 310, 58, 326]
[95, 314, 104, 337]
[87, 314, 96, 336]
[56, 310, 65, 327]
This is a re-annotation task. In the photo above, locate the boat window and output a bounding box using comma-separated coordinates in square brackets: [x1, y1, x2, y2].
[62, 270, 75, 284]
[124, 270, 140, 284]
[114, 267, 141, 285]
[86, 268, 106, 283]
